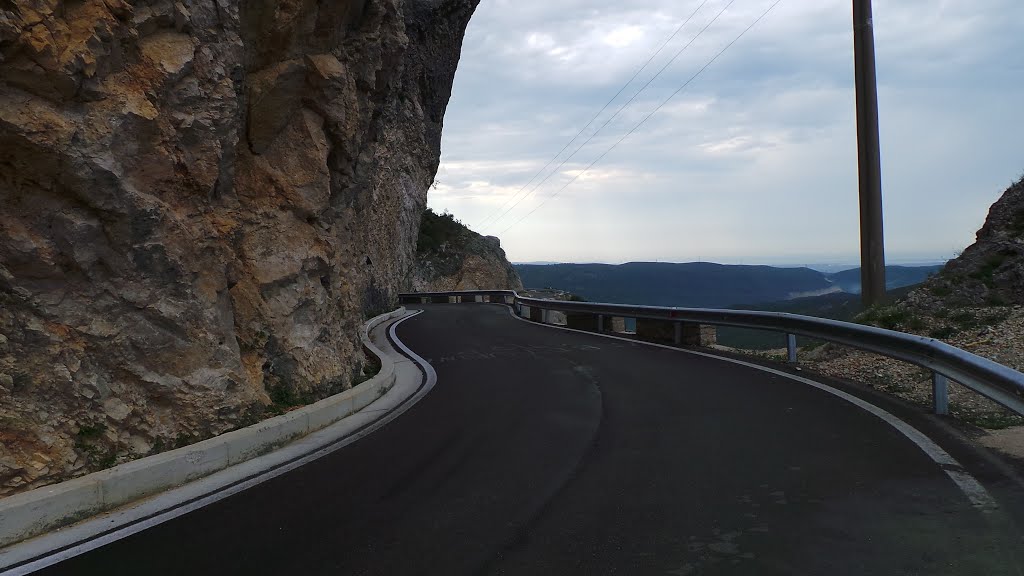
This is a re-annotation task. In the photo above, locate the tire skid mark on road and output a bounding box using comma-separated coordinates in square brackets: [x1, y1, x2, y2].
[471, 357, 606, 576]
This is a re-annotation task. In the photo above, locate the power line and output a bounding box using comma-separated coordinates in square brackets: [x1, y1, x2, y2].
[481, 0, 737, 233]
[497, 0, 785, 236]
[472, 0, 711, 231]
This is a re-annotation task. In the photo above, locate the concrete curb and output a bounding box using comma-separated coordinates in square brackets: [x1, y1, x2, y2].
[0, 308, 407, 549]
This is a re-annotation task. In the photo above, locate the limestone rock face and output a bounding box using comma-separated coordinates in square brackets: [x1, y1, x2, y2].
[0, 0, 478, 495]
[412, 209, 522, 292]
[910, 177, 1024, 308]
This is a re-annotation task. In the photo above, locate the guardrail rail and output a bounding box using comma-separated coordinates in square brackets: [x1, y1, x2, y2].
[399, 290, 1024, 418]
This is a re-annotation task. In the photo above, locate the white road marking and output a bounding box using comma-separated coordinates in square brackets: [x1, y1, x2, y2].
[503, 304, 999, 512]
[1, 311, 437, 575]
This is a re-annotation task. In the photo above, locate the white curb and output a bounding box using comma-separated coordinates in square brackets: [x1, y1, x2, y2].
[0, 308, 408, 550]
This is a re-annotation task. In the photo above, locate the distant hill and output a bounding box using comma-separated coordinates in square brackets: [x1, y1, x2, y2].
[514, 262, 943, 309]
[717, 285, 918, 350]
[828, 265, 943, 293]
[514, 262, 834, 309]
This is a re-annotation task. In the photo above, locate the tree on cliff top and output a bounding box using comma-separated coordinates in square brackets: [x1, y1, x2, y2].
[417, 208, 467, 253]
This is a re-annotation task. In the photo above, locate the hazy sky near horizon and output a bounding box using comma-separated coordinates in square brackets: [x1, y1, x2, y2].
[429, 0, 1024, 265]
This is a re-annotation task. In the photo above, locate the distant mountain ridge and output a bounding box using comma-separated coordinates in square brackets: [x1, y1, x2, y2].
[513, 262, 942, 309]
[828, 265, 944, 294]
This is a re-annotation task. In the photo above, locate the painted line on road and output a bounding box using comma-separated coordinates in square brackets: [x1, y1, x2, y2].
[1, 310, 437, 576]
[502, 305, 998, 512]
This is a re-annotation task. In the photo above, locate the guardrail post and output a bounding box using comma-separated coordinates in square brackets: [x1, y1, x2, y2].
[598, 315, 604, 332]
[529, 306, 543, 322]
[674, 323, 682, 345]
[787, 334, 797, 364]
[636, 318, 675, 344]
[932, 372, 949, 415]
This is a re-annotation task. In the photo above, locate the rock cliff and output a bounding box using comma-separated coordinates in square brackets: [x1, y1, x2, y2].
[412, 208, 523, 291]
[911, 176, 1024, 308]
[0, 0, 478, 495]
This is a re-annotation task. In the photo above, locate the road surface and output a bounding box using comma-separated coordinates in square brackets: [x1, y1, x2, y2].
[33, 303, 1024, 575]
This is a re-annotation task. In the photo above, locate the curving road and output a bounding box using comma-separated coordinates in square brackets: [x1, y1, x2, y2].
[35, 303, 1024, 575]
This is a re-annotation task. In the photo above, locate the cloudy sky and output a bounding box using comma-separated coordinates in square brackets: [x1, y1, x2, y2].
[429, 0, 1024, 266]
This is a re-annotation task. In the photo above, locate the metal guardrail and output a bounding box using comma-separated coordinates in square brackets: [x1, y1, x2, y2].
[399, 290, 1024, 417]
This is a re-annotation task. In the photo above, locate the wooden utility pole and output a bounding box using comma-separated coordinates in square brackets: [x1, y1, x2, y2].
[853, 0, 886, 306]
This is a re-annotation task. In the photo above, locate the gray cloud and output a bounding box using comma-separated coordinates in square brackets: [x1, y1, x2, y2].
[433, 0, 1024, 264]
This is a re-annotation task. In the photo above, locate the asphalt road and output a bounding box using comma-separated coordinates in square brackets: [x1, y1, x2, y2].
[36, 303, 1023, 575]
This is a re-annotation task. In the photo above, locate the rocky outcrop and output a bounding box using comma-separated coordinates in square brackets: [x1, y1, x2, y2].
[911, 176, 1024, 308]
[412, 208, 522, 291]
[802, 176, 1024, 428]
[0, 0, 478, 496]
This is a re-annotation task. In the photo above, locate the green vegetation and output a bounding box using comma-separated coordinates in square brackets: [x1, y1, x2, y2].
[986, 294, 1008, 306]
[856, 305, 926, 331]
[968, 250, 1014, 288]
[929, 326, 956, 340]
[261, 356, 382, 418]
[352, 356, 381, 387]
[948, 310, 975, 327]
[958, 409, 1024, 430]
[267, 383, 310, 416]
[96, 452, 117, 469]
[417, 208, 466, 254]
[568, 294, 587, 302]
[174, 433, 195, 449]
[75, 422, 117, 469]
[927, 309, 1003, 341]
[76, 423, 105, 441]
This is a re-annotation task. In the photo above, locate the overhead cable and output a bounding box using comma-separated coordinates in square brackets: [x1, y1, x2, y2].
[482, 0, 738, 232]
[497, 0, 785, 236]
[472, 0, 712, 230]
